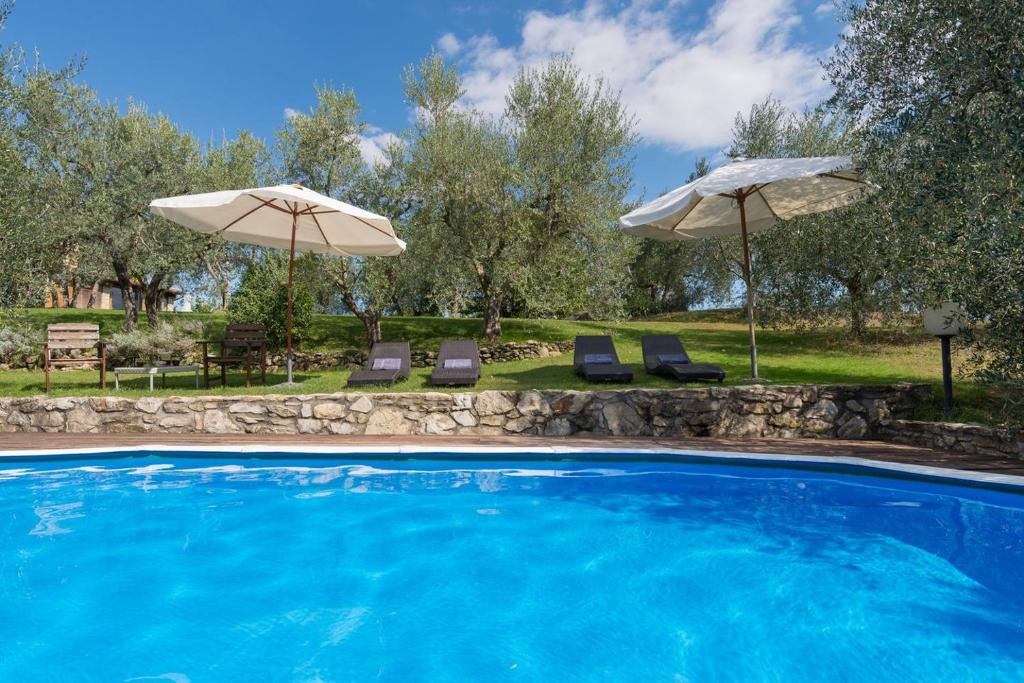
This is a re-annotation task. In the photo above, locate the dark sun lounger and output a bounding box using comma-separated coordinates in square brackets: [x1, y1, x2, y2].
[574, 335, 634, 383]
[347, 341, 411, 387]
[641, 335, 725, 383]
[429, 340, 481, 386]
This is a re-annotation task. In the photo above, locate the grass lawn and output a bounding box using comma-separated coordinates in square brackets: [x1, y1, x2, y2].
[3, 308, 1007, 425]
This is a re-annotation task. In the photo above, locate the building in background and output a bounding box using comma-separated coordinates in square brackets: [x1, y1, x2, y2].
[44, 280, 181, 312]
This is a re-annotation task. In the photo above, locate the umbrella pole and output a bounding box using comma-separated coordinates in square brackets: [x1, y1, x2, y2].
[738, 194, 759, 379]
[286, 211, 297, 384]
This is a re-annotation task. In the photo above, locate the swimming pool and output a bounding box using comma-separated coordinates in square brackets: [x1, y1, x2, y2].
[1, 451, 1022, 681]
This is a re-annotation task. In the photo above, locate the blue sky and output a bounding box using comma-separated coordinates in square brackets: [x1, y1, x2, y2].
[5, 0, 843, 199]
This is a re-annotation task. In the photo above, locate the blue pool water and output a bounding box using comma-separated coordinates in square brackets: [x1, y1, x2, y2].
[1, 455, 1023, 682]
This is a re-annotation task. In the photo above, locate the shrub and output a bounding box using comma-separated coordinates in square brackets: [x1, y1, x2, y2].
[0, 324, 39, 367]
[106, 322, 201, 367]
[227, 261, 313, 349]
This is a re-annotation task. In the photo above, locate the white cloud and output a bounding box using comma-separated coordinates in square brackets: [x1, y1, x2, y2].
[814, 2, 833, 15]
[283, 107, 301, 121]
[358, 126, 400, 166]
[437, 32, 461, 56]
[448, 0, 830, 152]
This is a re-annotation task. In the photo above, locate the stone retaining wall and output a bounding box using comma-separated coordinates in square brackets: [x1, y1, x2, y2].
[266, 340, 574, 372]
[878, 419, 1024, 459]
[0, 383, 930, 440]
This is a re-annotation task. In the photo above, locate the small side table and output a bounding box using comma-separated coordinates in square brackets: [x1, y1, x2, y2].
[114, 364, 201, 391]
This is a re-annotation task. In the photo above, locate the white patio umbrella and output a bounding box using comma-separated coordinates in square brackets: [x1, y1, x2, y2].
[620, 156, 873, 379]
[150, 183, 406, 384]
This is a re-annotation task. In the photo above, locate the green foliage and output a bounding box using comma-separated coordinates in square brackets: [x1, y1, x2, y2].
[192, 131, 271, 309]
[404, 55, 638, 337]
[826, 0, 1024, 382]
[277, 84, 364, 196]
[105, 321, 201, 366]
[228, 260, 313, 349]
[0, 323, 38, 366]
[626, 157, 734, 316]
[276, 84, 413, 347]
[726, 98, 914, 336]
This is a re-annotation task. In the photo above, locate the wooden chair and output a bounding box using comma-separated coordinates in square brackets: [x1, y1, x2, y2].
[201, 323, 268, 388]
[43, 323, 107, 393]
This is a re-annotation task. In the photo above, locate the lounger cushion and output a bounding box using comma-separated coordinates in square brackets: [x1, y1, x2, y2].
[443, 358, 473, 369]
[372, 357, 402, 370]
[584, 353, 614, 364]
[658, 353, 688, 364]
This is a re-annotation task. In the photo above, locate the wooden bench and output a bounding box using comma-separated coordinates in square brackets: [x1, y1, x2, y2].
[201, 323, 268, 388]
[43, 323, 106, 393]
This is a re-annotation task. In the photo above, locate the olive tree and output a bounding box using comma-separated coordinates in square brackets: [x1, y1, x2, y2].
[404, 55, 637, 339]
[76, 104, 208, 329]
[826, 0, 1024, 379]
[728, 98, 914, 336]
[276, 84, 411, 347]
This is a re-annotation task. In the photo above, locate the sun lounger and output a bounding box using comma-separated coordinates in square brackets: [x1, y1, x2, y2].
[429, 340, 480, 386]
[641, 335, 725, 383]
[574, 335, 634, 383]
[347, 342, 411, 387]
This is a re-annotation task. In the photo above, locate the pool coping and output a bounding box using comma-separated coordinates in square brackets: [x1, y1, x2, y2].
[2, 442, 1023, 493]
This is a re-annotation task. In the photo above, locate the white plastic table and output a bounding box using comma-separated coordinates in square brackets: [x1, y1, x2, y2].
[113, 364, 200, 391]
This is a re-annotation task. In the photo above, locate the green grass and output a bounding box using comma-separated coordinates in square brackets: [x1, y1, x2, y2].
[4, 308, 1008, 426]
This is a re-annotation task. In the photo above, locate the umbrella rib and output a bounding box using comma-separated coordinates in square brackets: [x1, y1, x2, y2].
[668, 195, 706, 234]
[818, 172, 868, 185]
[305, 203, 329, 245]
[308, 208, 352, 256]
[752, 185, 780, 221]
[299, 206, 340, 215]
[284, 197, 392, 239]
[775, 188, 866, 218]
[215, 196, 280, 235]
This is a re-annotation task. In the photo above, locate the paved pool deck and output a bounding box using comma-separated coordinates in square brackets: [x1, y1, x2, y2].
[1, 433, 1022, 478]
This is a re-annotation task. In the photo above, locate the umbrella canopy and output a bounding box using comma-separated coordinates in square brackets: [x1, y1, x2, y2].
[150, 183, 406, 384]
[620, 156, 873, 379]
[150, 183, 406, 256]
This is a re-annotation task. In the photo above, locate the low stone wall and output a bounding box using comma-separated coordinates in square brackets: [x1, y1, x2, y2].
[878, 419, 1024, 459]
[0, 383, 930, 439]
[266, 340, 574, 372]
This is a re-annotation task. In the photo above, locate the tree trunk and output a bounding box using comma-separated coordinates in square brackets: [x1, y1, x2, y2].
[142, 273, 164, 329]
[112, 260, 138, 331]
[482, 291, 502, 341]
[846, 275, 866, 338]
[85, 280, 100, 309]
[361, 310, 383, 348]
[330, 262, 384, 350]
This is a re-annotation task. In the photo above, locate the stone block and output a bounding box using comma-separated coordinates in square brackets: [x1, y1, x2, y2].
[421, 413, 457, 434]
[365, 406, 413, 435]
[503, 416, 533, 433]
[451, 410, 477, 427]
[229, 402, 267, 415]
[312, 402, 346, 420]
[327, 420, 358, 435]
[475, 391, 515, 416]
[202, 410, 243, 434]
[296, 418, 324, 434]
[602, 401, 646, 436]
[91, 397, 130, 412]
[349, 396, 373, 413]
[543, 418, 573, 436]
[516, 391, 551, 417]
[836, 415, 868, 439]
[158, 414, 199, 430]
[266, 404, 298, 418]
